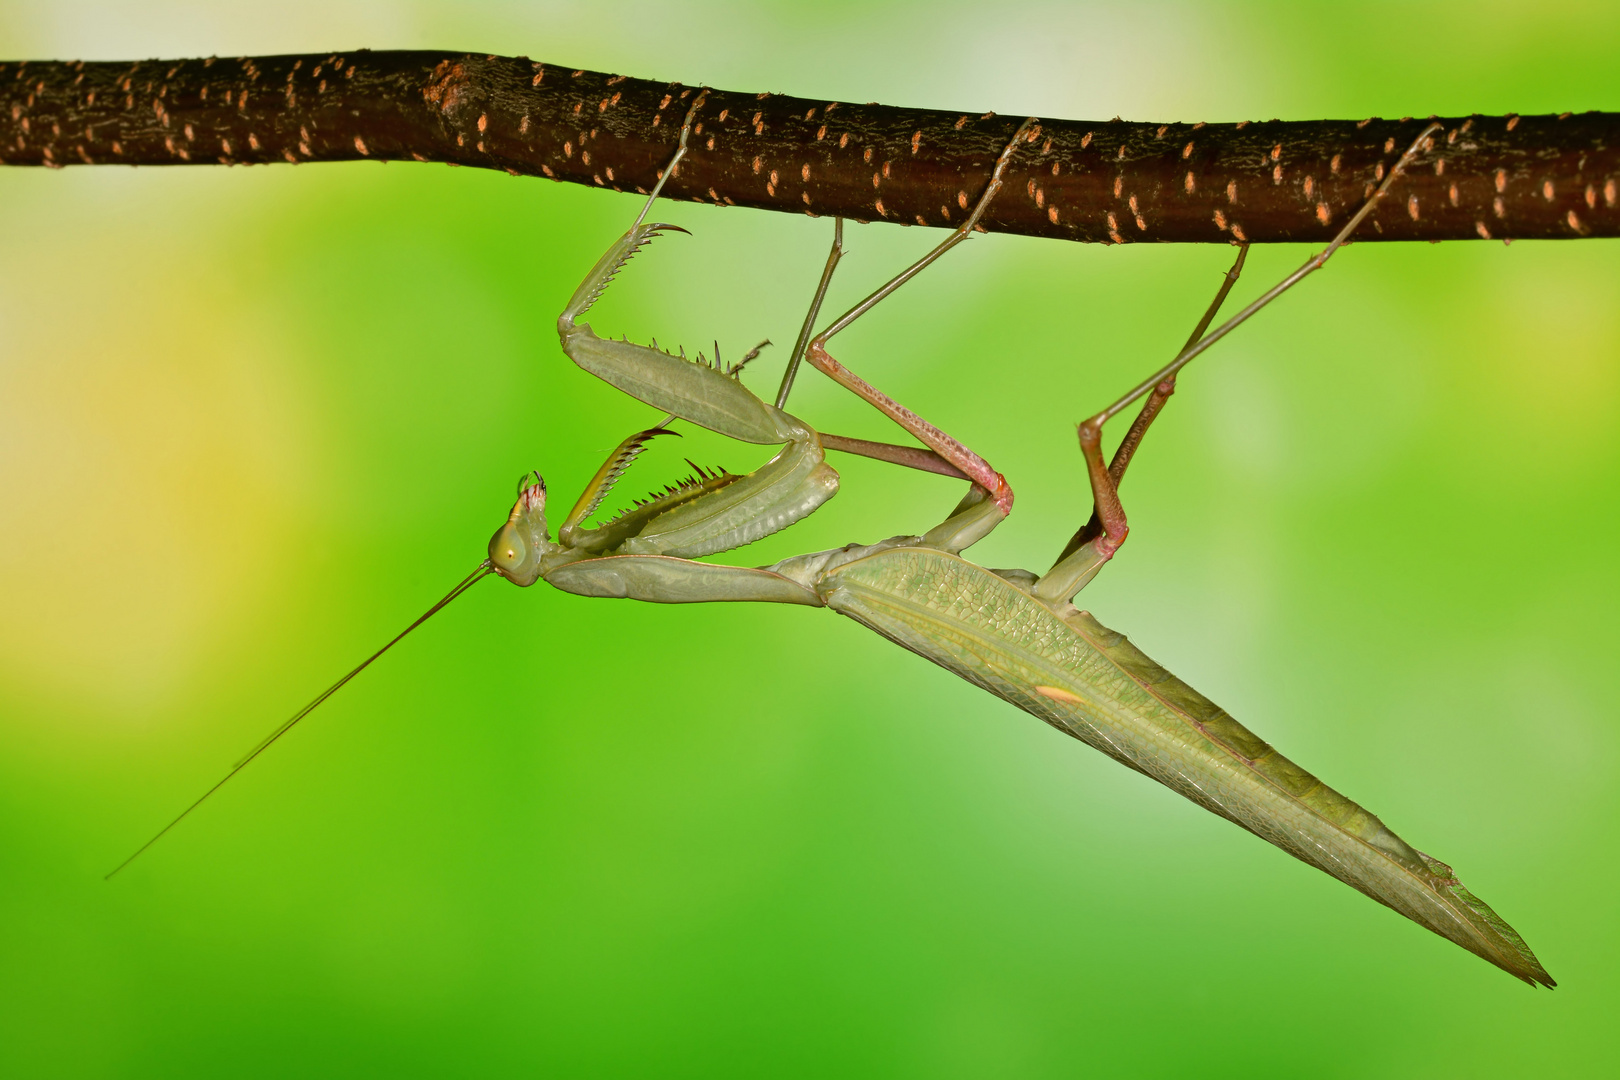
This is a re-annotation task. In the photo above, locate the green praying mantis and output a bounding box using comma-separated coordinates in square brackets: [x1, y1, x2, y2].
[108, 97, 1553, 988]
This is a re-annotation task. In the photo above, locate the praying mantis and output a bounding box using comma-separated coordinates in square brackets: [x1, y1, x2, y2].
[106, 97, 1554, 987]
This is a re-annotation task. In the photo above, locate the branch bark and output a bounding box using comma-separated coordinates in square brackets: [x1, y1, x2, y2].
[3, 50, 1616, 244]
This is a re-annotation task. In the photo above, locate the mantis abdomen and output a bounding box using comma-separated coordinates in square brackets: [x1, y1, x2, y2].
[819, 547, 1552, 986]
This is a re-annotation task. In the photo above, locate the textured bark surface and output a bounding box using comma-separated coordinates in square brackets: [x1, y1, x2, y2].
[3, 50, 1616, 244]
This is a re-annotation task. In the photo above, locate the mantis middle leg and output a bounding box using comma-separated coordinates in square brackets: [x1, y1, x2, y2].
[797, 117, 1041, 554]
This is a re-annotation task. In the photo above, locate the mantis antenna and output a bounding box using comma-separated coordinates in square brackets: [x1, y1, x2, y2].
[107, 92, 716, 879]
[105, 560, 497, 878]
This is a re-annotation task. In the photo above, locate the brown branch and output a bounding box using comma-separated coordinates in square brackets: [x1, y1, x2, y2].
[3, 50, 1616, 243]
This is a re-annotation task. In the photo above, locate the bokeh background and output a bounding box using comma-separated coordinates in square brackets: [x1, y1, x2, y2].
[2, 1, 1617, 1075]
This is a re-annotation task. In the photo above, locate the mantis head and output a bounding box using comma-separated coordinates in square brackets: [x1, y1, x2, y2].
[489, 471, 556, 586]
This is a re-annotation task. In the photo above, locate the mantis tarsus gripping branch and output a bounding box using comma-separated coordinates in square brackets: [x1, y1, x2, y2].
[107, 99, 1553, 989]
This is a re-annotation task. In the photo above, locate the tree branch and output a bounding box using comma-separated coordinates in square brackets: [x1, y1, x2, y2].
[3, 50, 1616, 244]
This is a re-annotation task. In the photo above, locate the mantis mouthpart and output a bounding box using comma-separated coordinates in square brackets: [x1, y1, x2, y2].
[108, 100, 1553, 989]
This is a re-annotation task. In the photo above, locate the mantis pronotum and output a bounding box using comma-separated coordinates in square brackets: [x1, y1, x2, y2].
[105, 97, 1552, 987]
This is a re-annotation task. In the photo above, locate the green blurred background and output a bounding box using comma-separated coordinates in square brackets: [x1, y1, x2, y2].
[2, 1, 1617, 1075]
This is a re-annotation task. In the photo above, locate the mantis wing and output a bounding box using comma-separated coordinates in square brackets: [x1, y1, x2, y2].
[817, 545, 1553, 987]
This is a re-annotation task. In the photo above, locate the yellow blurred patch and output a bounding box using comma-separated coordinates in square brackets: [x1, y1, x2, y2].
[0, 183, 314, 724]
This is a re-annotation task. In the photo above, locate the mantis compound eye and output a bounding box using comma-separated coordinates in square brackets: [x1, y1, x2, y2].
[491, 527, 526, 573]
[489, 524, 531, 581]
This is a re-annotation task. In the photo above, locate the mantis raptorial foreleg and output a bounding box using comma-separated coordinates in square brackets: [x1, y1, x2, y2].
[535, 112, 1041, 594]
[556, 91, 797, 447]
[545, 104, 1040, 579]
[546, 92, 842, 564]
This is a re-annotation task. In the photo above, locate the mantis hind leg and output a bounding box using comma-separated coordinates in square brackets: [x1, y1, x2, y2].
[1033, 123, 1443, 605]
[1028, 246, 1248, 603]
